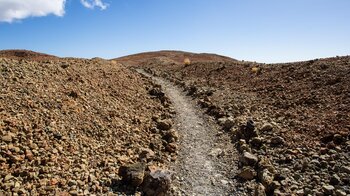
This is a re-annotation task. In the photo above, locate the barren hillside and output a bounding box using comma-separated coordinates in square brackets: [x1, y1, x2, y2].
[1, 49, 349, 195]
[0, 52, 176, 195]
[118, 51, 350, 195]
[115, 50, 237, 66]
[0, 50, 58, 61]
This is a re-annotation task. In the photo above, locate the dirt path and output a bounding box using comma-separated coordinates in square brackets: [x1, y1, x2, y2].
[137, 70, 240, 195]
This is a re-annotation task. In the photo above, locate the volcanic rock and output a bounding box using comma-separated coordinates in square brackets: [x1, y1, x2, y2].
[118, 163, 146, 187]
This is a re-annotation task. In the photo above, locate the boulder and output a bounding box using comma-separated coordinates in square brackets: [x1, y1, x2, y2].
[118, 163, 146, 187]
[141, 170, 172, 196]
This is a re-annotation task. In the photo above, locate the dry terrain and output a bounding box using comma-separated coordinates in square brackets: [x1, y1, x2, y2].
[1, 49, 349, 195]
[116, 51, 350, 195]
[0, 51, 176, 195]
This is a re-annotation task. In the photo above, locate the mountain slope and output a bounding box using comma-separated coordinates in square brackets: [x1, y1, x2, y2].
[114, 50, 237, 66]
[0, 50, 58, 61]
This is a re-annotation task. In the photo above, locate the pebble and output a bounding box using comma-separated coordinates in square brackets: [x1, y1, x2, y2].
[322, 185, 334, 195]
[4, 174, 13, 182]
[209, 148, 223, 157]
[340, 166, 350, 174]
[270, 136, 285, 146]
[237, 167, 257, 180]
[240, 152, 258, 166]
[329, 174, 341, 185]
[260, 123, 274, 132]
[157, 119, 173, 130]
[2, 135, 12, 142]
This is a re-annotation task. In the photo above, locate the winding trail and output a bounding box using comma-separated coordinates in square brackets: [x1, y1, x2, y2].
[138, 70, 238, 195]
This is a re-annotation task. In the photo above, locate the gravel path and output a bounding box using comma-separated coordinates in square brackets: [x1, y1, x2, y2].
[137, 70, 239, 196]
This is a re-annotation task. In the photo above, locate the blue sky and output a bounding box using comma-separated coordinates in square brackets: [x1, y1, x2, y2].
[0, 0, 349, 63]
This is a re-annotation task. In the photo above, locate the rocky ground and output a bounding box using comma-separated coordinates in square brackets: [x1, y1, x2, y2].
[117, 52, 350, 195]
[0, 53, 177, 195]
[138, 70, 240, 195]
[1, 49, 349, 195]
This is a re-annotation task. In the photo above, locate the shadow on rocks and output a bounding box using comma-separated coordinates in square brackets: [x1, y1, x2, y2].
[111, 162, 173, 196]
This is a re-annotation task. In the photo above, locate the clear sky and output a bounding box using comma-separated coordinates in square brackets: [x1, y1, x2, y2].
[0, 0, 349, 63]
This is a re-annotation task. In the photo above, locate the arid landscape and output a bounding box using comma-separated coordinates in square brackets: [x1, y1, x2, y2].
[1, 50, 349, 195]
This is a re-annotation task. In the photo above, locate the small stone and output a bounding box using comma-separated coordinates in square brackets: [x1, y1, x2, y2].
[141, 170, 172, 196]
[157, 119, 173, 130]
[259, 169, 274, 189]
[220, 179, 229, 185]
[2, 135, 12, 142]
[69, 190, 78, 196]
[322, 185, 334, 195]
[296, 189, 304, 195]
[14, 181, 21, 188]
[162, 129, 178, 143]
[89, 174, 96, 182]
[139, 148, 155, 161]
[209, 148, 223, 157]
[293, 173, 302, 181]
[260, 123, 273, 132]
[333, 134, 344, 145]
[165, 143, 177, 153]
[0, 156, 6, 162]
[320, 147, 328, 154]
[240, 152, 258, 166]
[50, 178, 59, 186]
[10, 155, 24, 162]
[4, 174, 13, 182]
[250, 137, 263, 148]
[118, 163, 146, 187]
[237, 167, 257, 180]
[222, 117, 235, 131]
[340, 166, 350, 174]
[9, 146, 20, 153]
[269, 181, 281, 191]
[254, 183, 266, 196]
[329, 174, 341, 185]
[270, 136, 285, 146]
[68, 180, 77, 186]
[25, 149, 34, 161]
[320, 161, 328, 169]
[335, 189, 347, 196]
